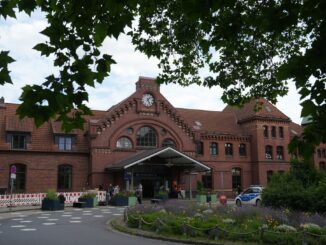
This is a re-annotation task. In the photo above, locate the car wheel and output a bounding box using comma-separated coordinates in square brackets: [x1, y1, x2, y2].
[256, 199, 261, 207]
[236, 199, 241, 207]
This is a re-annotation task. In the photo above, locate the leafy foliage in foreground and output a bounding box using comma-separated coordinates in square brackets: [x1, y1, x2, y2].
[262, 160, 326, 213]
[126, 203, 326, 244]
[0, 1, 325, 156]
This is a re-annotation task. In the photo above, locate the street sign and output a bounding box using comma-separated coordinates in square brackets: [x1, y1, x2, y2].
[10, 173, 16, 179]
[10, 165, 16, 174]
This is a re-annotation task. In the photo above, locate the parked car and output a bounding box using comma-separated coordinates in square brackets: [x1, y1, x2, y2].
[235, 185, 263, 207]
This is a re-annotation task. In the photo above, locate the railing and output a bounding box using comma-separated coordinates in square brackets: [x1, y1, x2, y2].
[0, 191, 106, 207]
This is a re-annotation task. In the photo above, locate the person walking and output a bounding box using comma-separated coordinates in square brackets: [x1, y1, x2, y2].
[136, 183, 143, 204]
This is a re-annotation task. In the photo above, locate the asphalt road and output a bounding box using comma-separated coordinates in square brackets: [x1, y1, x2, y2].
[0, 207, 184, 245]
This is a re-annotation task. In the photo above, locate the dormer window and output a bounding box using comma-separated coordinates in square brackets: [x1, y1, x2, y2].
[7, 132, 30, 150]
[55, 135, 73, 151]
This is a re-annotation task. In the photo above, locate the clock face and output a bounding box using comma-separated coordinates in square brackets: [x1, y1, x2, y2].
[142, 93, 154, 107]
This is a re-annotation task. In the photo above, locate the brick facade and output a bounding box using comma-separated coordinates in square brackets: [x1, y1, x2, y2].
[0, 77, 318, 196]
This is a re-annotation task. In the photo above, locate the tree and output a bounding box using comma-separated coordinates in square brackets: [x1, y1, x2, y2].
[0, 0, 325, 158]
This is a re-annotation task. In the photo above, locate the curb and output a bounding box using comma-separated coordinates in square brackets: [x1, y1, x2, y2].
[109, 217, 245, 245]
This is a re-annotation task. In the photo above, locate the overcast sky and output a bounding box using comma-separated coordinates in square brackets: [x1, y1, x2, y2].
[0, 11, 302, 124]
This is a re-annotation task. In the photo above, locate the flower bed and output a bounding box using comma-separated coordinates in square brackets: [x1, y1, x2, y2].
[125, 201, 326, 245]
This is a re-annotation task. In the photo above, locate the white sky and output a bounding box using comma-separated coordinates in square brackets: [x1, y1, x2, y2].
[0, 11, 302, 124]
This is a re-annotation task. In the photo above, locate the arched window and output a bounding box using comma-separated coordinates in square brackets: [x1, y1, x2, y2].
[136, 126, 157, 147]
[196, 141, 204, 155]
[58, 165, 72, 190]
[116, 137, 133, 149]
[9, 164, 26, 192]
[265, 145, 273, 159]
[320, 162, 326, 171]
[239, 143, 247, 156]
[232, 168, 241, 189]
[225, 143, 233, 156]
[267, 170, 274, 183]
[210, 142, 218, 155]
[276, 146, 284, 160]
[263, 125, 269, 138]
[162, 138, 176, 148]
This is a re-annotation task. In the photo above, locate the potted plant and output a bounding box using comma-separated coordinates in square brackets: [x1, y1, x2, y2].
[41, 189, 64, 211]
[78, 191, 97, 208]
[155, 190, 169, 201]
[111, 191, 136, 206]
[196, 181, 207, 203]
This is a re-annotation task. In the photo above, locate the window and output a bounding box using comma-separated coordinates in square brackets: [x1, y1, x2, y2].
[9, 164, 26, 192]
[162, 138, 176, 148]
[225, 143, 233, 156]
[271, 126, 276, 138]
[267, 170, 273, 183]
[320, 162, 326, 171]
[10, 134, 28, 149]
[276, 146, 284, 160]
[58, 136, 72, 150]
[232, 168, 241, 189]
[323, 149, 326, 158]
[317, 149, 322, 158]
[116, 137, 133, 149]
[279, 127, 284, 138]
[202, 175, 212, 189]
[265, 145, 273, 159]
[58, 165, 72, 190]
[239, 143, 247, 156]
[196, 141, 204, 155]
[263, 125, 269, 138]
[136, 126, 157, 147]
[210, 142, 218, 155]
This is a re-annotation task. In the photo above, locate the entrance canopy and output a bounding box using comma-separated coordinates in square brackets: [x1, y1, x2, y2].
[106, 147, 210, 172]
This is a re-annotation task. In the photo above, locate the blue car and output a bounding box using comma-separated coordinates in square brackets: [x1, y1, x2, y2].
[235, 186, 263, 207]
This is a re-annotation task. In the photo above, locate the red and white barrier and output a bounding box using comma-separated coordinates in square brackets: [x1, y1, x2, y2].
[0, 191, 106, 207]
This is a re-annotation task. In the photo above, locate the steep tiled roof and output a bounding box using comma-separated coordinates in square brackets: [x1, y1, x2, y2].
[176, 108, 243, 134]
[223, 98, 290, 122]
[5, 115, 34, 132]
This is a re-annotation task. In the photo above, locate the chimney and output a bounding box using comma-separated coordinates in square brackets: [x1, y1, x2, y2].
[0, 97, 5, 108]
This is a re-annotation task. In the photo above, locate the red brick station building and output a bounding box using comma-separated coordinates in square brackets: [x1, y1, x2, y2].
[0, 77, 325, 197]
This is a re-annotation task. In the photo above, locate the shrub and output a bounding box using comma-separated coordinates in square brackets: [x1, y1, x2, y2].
[45, 189, 58, 200]
[80, 192, 96, 199]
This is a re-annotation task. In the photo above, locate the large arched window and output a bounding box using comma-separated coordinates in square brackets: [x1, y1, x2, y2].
[9, 164, 26, 192]
[232, 168, 242, 189]
[116, 137, 133, 149]
[162, 138, 176, 148]
[210, 142, 218, 155]
[136, 126, 157, 147]
[58, 165, 72, 190]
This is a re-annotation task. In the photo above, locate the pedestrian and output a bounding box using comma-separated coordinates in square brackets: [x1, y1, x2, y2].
[113, 185, 120, 195]
[136, 183, 143, 204]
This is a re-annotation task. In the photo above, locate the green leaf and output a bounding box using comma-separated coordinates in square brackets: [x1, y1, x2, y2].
[300, 100, 316, 117]
[94, 23, 108, 46]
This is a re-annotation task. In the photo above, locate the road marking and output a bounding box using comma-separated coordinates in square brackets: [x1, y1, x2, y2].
[69, 220, 81, 223]
[11, 225, 26, 228]
[12, 218, 23, 221]
[93, 215, 103, 218]
[82, 210, 92, 213]
[21, 228, 36, 231]
[71, 217, 81, 220]
[113, 214, 122, 216]
[63, 212, 72, 214]
[62, 215, 72, 217]
[20, 220, 32, 223]
[54, 210, 64, 213]
[101, 212, 112, 214]
[47, 219, 58, 221]
[17, 215, 27, 218]
[82, 213, 92, 215]
[41, 213, 51, 216]
[37, 216, 48, 219]
[42, 223, 56, 226]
